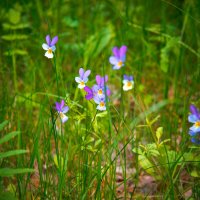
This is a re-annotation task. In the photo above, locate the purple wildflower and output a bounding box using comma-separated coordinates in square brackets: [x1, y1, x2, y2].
[42, 35, 58, 59]
[188, 104, 200, 144]
[75, 68, 91, 89]
[123, 75, 134, 91]
[84, 86, 94, 100]
[109, 45, 127, 70]
[92, 75, 111, 97]
[55, 100, 69, 123]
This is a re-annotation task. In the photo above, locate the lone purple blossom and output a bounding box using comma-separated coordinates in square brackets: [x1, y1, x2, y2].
[109, 45, 127, 70]
[75, 68, 91, 89]
[55, 100, 69, 123]
[123, 75, 134, 91]
[42, 35, 58, 59]
[188, 104, 200, 144]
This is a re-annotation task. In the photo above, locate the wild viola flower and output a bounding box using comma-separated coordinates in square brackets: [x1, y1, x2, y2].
[84, 86, 93, 100]
[109, 45, 127, 70]
[75, 68, 91, 89]
[94, 95, 106, 111]
[92, 75, 111, 97]
[42, 35, 58, 59]
[123, 75, 134, 91]
[188, 104, 200, 133]
[188, 105, 200, 144]
[55, 100, 69, 123]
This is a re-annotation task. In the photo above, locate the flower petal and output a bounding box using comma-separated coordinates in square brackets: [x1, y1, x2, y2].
[46, 35, 51, 46]
[45, 51, 53, 58]
[50, 36, 58, 46]
[189, 130, 197, 137]
[109, 56, 118, 65]
[112, 47, 119, 58]
[75, 77, 82, 83]
[62, 106, 69, 113]
[188, 114, 198, 123]
[97, 104, 106, 111]
[190, 125, 200, 133]
[123, 75, 128, 80]
[60, 100, 65, 109]
[55, 102, 61, 112]
[83, 70, 91, 80]
[96, 75, 101, 86]
[42, 43, 49, 50]
[191, 137, 200, 144]
[79, 68, 84, 79]
[190, 105, 200, 119]
[119, 45, 127, 59]
[60, 113, 68, 123]
[51, 46, 56, 51]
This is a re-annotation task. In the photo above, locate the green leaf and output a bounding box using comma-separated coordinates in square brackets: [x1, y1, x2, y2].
[0, 131, 20, 145]
[156, 127, 163, 142]
[2, 23, 30, 30]
[0, 150, 28, 159]
[8, 9, 21, 24]
[0, 168, 34, 177]
[0, 120, 9, 131]
[2, 34, 28, 41]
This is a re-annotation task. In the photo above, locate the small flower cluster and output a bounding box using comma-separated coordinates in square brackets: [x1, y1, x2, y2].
[75, 68, 110, 111]
[42, 35, 134, 123]
[109, 45, 134, 91]
[188, 104, 200, 144]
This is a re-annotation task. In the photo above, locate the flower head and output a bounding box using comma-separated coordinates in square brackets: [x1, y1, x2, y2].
[75, 68, 91, 89]
[188, 104, 200, 144]
[92, 75, 111, 97]
[123, 75, 134, 91]
[109, 45, 127, 70]
[42, 35, 58, 59]
[94, 95, 106, 111]
[55, 100, 69, 123]
[188, 105, 200, 133]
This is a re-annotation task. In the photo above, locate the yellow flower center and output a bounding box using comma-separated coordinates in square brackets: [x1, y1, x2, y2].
[126, 81, 132, 87]
[195, 121, 200, 127]
[117, 61, 123, 67]
[48, 48, 52, 54]
[80, 81, 85, 86]
[98, 89, 103, 95]
[100, 101, 105, 107]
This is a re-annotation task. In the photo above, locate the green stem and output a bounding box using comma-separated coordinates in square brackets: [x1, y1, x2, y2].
[12, 54, 17, 93]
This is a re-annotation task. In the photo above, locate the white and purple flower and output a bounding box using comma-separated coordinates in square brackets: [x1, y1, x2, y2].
[75, 68, 91, 89]
[42, 35, 58, 59]
[188, 104, 200, 144]
[109, 45, 127, 70]
[94, 95, 106, 111]
[55, 100, 69, 123]
[123, 75, 134, 91]
[92, 75, 111, 98]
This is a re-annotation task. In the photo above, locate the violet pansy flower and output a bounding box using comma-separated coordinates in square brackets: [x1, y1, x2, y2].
[188, 104, 200, 144]
[75, 68, 91, 89]
[55, 100, 69, 123]
[123, 75, 134, 91]
[92, 75, 111, 97]
[42, 35, 58, 59]
[94, 95, 106, 111]
[109, 45, 127, 70]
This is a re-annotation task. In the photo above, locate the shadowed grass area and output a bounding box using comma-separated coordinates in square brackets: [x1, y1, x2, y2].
[0, 0, 200, 199]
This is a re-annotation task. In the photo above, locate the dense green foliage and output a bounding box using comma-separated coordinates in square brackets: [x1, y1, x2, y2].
[0, 0, 200, 199]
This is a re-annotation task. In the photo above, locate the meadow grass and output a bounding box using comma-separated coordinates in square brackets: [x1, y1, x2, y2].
[0, 0, 200, 199]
